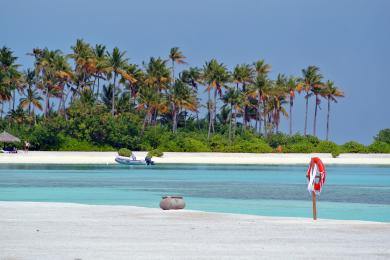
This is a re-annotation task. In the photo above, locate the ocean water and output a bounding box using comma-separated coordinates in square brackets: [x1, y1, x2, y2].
[0, 164, 389, 222]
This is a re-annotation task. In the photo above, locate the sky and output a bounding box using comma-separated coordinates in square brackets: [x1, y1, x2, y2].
[1, 0, 389, 144]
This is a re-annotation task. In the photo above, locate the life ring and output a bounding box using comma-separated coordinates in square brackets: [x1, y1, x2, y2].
[306, 157, 326, 194]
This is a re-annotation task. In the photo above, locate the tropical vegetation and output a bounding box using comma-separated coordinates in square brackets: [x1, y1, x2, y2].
[0, 40, 388, 153]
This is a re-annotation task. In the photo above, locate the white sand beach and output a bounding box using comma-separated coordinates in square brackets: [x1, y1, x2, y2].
[0, 151, 390, 165]
[0, 202, 389, 260]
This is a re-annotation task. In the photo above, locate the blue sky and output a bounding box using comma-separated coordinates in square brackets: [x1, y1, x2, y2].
[1, 0, 389, 144]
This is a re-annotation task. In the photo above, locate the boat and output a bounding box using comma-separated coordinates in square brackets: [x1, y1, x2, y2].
[115, 156, 154, 165]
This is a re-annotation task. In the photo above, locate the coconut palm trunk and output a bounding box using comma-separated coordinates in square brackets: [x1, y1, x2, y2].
[96, 77, 101, 99]
[141, 113, 149, 134]
[172, 105, 178, 133]
[289, 96, 293, 135]
[229, 103, 233, 142]
[112, 72, 117, 116]
[213, 88, 217, 133]
[257, 91, 262, 134]
[12, 89, 16, 110]
[57, 97, 62, 113]
[232, 107, 237, 140]
[263, 100, 267, 136]
[326, 97, 330, 141]
[207, 90, 212, 139]
[304, 94, 309, 135]
[313, 94, 319, 136]
[45, 85, 49, 118]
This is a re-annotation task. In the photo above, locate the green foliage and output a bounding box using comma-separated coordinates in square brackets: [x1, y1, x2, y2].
[315, 141, 338, 153]
[374, 129, 390, 144]
[161, 137, 211, 152]
[266, 133, 320, 149]
[208, 134, 230, 152]
[147, 148, 164, 157]
[284, 142, 314, 153]
[331, 146, 341, 158]
[118, 148, 132, 157]
[265, 133, 289, 148]
[224, 138, 273, 153]
[368, 141, 390, 153]
[29, 124, 63, 150]
[59, 136, 114, 151]
[341, 141, 368, 153]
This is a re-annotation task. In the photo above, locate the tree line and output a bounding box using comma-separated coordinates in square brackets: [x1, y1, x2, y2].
[0, 39, 344, 143]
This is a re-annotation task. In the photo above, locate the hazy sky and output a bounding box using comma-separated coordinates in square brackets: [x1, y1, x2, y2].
[1, 0, 389, 144]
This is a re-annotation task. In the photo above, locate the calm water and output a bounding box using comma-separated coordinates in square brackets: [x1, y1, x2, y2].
[0, 164, 389, 222]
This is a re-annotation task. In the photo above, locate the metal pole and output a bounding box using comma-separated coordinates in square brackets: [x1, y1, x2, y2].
[312, 191, 317, 220]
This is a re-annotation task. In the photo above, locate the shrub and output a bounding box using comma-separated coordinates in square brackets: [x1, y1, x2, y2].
[148, 148, 164, 157]
[60, 136, 115, 151]
[374, 129, 390, 144]
[221, 139, 272, 153]
[29, 124, 62, 150]
[304, 135, 321, 146]
[331, 146, 341, 158]
[238, 139, 272, 153]
[315, 141, 338, 153]
[118, 148, 132, 157]
[209, 134, 230, 152]
[368, 141, 390, 153]
[284, 142, 314, 153]
[181, 138, 210, 152]
[141, 126, 172, 150]
[158, 135, 211, 152]
[341, 141, 368, 153]
[266, 133, 289, 148]
[266, 133, 320, 149]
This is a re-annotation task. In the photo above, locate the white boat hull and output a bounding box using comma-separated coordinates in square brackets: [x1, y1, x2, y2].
[115, 156, 147, 165]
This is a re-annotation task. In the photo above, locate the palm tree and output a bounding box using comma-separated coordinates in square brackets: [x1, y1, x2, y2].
[232, 64, 254, 129]
[272, 75, 289, 133]
[69, 39, 95, 93]
[171, 79, 198, 132]
[0, 71, 12, 118]
[252, 59, 271, 135]
[93, 44, 109, 98]
[137, 85, 168, 133]
[19, 69, 42, 116]
[222, 87, 242, 141]
[285, 76, 298, 135]
[0, 46, 21, 113]
[181, 67, 202, 128]
[101, 84, 120, 109]
[30, 48, 63, 117]
[143, 57, 170, 124]
[202, 59, 230, 139]
[298, 66, 322, 135]
[322, 80, 344, 140]
[107, 47, 128, 116]
[20, 87, 42, 116]
[7, 105, 27, 125]
[312, 81, 325, 137]
[169, 47, 187, 82]
[120, 63, 142, 107]
[53, 53, 73, 117]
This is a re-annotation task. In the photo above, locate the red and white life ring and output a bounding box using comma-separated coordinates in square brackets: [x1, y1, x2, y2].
[306, 157, 326, 194]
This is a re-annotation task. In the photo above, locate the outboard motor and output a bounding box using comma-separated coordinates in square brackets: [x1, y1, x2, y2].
[145, 156, 154, 165]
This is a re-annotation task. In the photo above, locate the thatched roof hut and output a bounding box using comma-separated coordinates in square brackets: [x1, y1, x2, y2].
[0, 131, 21, 143]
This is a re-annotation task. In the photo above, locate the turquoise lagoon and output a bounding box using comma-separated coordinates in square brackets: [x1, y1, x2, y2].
[0, 164, 389, 222]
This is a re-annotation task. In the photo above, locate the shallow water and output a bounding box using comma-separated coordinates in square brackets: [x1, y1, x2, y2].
[0, 164, 389, 222]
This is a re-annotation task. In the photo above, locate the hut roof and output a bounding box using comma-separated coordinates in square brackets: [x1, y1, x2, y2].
[0, 131, 21, 143]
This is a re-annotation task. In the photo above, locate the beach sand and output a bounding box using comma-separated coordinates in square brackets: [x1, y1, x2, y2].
[1, 151, 390, 165]
[1, 201, 389, 259]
